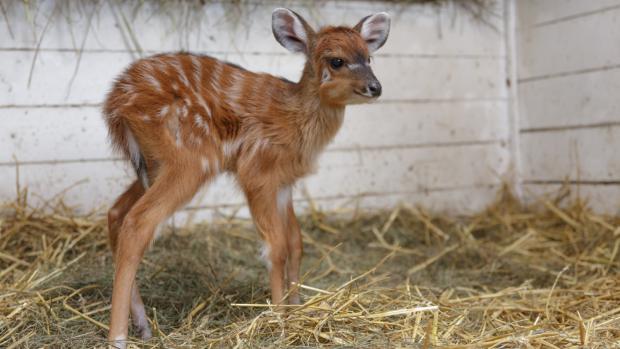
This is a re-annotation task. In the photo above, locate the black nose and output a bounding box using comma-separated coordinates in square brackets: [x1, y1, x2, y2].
[368, 81, 382, 97]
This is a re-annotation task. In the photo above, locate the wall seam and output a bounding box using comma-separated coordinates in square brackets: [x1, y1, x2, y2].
[504, 0, 522, 199]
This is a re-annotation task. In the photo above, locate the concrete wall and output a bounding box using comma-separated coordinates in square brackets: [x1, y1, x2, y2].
[516, 0, 620, 213]
[0, 0, 510, 222]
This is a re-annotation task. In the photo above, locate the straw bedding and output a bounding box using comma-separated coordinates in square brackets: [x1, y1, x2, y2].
[0, 188, 619, 348]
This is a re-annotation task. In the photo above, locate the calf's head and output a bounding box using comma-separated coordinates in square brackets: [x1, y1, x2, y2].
[272, 8, 391, 106]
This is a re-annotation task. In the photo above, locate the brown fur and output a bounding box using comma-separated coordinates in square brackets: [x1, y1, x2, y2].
[103, 9, 388, 347]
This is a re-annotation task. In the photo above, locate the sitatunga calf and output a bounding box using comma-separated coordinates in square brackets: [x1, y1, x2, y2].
[103, 8, 390, 347]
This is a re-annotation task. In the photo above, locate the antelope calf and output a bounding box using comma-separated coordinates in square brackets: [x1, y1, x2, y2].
[103, 8, 390, 347]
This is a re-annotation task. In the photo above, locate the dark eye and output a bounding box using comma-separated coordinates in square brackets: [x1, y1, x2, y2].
[330, 58, 344, 69]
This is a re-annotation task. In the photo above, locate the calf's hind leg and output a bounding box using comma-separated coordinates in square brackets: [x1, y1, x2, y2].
[108, 162, 207, 348]
[108, 180, 152, 339]
[286, 201, 303, 305]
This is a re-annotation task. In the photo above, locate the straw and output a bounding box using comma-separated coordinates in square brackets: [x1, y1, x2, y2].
[0, 186, 618, 347]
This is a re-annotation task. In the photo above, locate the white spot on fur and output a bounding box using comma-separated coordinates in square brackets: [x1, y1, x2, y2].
[222, 138, 243, 160]
[167, 117, 182, 148]
[210, 61, 223, 91]
[126, 128, 141, 170]
[277, 186, 292, 215]
[159, 105, 170, 118]
[190, 55, 203, 86]
[227, 70, 245, 113]
[260, 243, 272, 270]
[179, 104, 188, 119]
[145, 73, 161, 91]
[194, 91, 212, 118]
[171, 82, 179, 91]
[120, 82, 135, 94]
[193, 113, 210, 134]
[171, 57, 190, 86]
[150, 59, 168, 73]
[140, 63, 162, 91]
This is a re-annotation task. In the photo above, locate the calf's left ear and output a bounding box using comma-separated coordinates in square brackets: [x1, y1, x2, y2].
[354, 12, 391, 52]
[272, 8, 314, 54]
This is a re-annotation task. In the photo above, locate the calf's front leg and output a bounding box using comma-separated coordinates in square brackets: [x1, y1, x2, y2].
[245, 185, 292, 305]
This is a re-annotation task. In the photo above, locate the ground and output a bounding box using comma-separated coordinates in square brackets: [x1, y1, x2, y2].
[1, 189, 619, 348]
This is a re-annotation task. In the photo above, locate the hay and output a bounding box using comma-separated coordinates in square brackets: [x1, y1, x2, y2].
[1, 187, 619, 348]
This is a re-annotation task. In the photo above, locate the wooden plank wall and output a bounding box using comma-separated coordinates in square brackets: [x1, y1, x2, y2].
[0, 0, 509, 222]
[516, 0, 620, 213]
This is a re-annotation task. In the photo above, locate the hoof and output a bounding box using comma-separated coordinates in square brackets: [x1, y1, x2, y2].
[135, 322, 153, 341]
[109, 337, 127, 349]
[289, 295, 301, 305]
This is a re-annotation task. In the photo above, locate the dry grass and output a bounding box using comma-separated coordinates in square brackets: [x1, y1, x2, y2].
[1, 187, 619, 348]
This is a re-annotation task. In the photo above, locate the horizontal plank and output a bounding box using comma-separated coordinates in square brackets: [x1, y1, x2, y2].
[522, 183, 620, 215]
[373, 56, 506, 101]
[521, 126, 620, 181]
[0, 0, 504, 57]
[517, 5, 620, 80]
[518, 64, 620, 84]
[524, 180, 620, 185]
[521, 122, 620, 133]
[173, 185, 501, 225]
[0, 107, 113, 163]
[517, 0, 620, 27]
[0, 101, 507, 163]
[304, 143, 508, 197]
[336, 101, 508, 149]
[0, 143, 509, 212]
[0, 50, 506, 106]
[0, 160, 135, 212]
[518, 69, 620, 129]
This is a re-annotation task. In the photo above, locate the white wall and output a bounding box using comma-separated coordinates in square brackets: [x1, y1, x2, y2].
[516, 0, 620, 213]
[0, 0, 509, 221]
